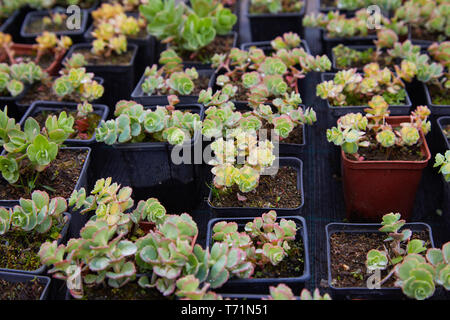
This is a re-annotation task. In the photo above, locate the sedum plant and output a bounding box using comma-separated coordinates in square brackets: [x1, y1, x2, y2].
[249, 0, 304, 14]
[140, 49, 199, 96]
[0, 62, 46, 97]
[326, 95, 430, 158]
[434, 150, 450, 182]
[0, 107, 74, 192]
[0, 189, 67, 235]
[264, 283, 332, 300]
[211, 33, 331, 107]
[317, 63, 413, 106]
[95, 97, 201, 146]
[139, 0, 236, 60]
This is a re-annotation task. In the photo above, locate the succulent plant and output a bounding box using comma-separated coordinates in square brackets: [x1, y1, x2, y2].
[434, 150, 450, 182]
[0, 107, 74, 191]
[326, 96, 430, 157]
[0, 62, 46, 97]
[95, 98, 201, 146]
[264, 283, 332, 300]
[140, 49, 200, 96]
[0, 189, 67, 235]
[52, 67, 104, 102]
[140, 0, 236, 57]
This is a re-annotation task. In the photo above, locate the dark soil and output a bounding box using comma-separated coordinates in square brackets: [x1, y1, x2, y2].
[33, 109, 101, 140]
[253, 239, 304, 278]
[330, 231, 431, 288]
[75, 47, 135, 66]
[0, 148, 88, 200]
[260, 119, 304, 145]
[0, 224, 63, 271]
[320, 0, 337, 7]
[0, 277, 45, 300]
[211, 167, 302, 208]
[13, 52, 54, 70]
[429, 84, 450, 106]
[18, 81, 88, 106]
[24, 13, 85, 34]
[348, 131, 426, 162]
[411, 26, 447, 43]
[179, 35, 235, 64]
[81, 281, 174, 300]
[250, 0, 304, 14]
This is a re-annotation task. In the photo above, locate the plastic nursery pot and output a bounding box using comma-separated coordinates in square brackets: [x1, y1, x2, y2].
[341, 116, 431, 222]
[14, 76, 104, 116]
[206, 215, 310, 294]
[130, 69, 214, 105]
[0, 213, 71, 275]
[320, 73, 413, 119]
[0, 10, 23, 41]
[437, 116, 450, 152]
[423, 82, 450, 116]
[92, 104, 204, 213]
[84, 12, 156, 85]
[207, 157, 304, 217]
[20, 9, 89, 44]
[0, 271, 51, 300]
[0, 84, 30, 119]
[19, 100, 109, 146]
[321, 29, 377, 60]
[64, 43, 138, 112]
[325, 222, 435, 300]
[0, 43, 67, 76]
[245, 0, 306, 42]
[0, 147, 91, 237]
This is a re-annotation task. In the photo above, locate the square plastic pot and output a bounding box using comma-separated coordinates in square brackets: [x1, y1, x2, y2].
[64, 43, 138, 111]
[130, 69, 214, 105]
[0, 271, 51, 300]
[91, 104, 204, 212]
[20, 9, 89, 43]
[246, 0, 306, 42]
[0, 212, 71, 275]
[423, 83, 450, 116]
[321, 73, 413, 118]
[207, 157, 304, 217]
[0, 147, 91, 237]
[0, 9, 23, 41]
[341, 116, 431, 222]
[325, 222, 435, 299]
[437, 116, 450, 152]
[84, 12, 156, 85]
[19, 100, 109, 146]
[14, 76, 104, 116]
[206, 215, 310, 294]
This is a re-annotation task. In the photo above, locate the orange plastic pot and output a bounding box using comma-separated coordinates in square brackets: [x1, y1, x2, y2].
[341, 116, 431, 222]
[0, 43, 66, 76]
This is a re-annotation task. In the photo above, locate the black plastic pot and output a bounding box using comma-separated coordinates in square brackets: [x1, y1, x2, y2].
[246, 0, 306, 42]
[14, 76, 104, 116]
[92, 104, 204, 213]
[321, 73, 413, 118]
[65, 43, 138, 112]
[437, 116, 450, 153]
[207, 157, 304, 217]
[321, 29, 377, 60]
[19, 100, 109, 146]
[130, 69, 214, 105]
[325, 222, 435, 300]
[0, 271, 51, 300]
[0, 146, 91, 238]
[0, 10, 23, 41]
[0, 212, 71, 275]
[0, 86, 29, 121]
[20, 9, 89, 43]
[206, 215, 310, 294]
[423, 83, 450, 116]
[84, 12, 156, 85]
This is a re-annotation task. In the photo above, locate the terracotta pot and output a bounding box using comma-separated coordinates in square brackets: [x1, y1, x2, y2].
[1, 43, 66, 76]
[341, 116, 431, 221]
